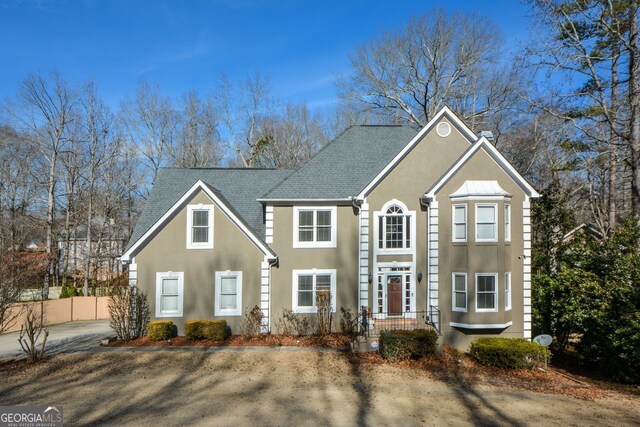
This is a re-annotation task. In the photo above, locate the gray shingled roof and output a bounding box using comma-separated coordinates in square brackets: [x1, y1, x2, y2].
[262, 125, 418, 199]
[125, 168, 290, 253]
[126, 126, 419, 254]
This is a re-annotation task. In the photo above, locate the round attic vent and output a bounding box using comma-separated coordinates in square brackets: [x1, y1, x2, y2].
[436, 121, 451, 137]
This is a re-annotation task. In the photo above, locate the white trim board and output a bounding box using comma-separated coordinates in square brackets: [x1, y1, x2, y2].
[121, 180, 277, 262]
[425, 137, 540, 199]
[357, 106, 476, 199]
[449, 321, 512, 329]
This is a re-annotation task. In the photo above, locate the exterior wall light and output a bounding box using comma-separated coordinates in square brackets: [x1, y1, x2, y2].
[368, 273, 373, 284]
[418, 271, 423, 283]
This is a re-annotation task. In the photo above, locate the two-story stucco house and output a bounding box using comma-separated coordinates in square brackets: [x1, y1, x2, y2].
[121, 107, 539, 350]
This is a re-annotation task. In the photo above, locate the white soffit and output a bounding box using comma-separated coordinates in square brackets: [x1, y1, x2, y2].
[450, 180, 511, 198]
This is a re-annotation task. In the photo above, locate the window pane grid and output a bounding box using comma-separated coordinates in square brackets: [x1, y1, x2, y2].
[453, 274, 466, 310]
[297, 273, 333, 309]
[476, 275, 496, 310]
[380, 205, 411, 250]
[297, 209, 333, 245]
[476, 205, 497, 241]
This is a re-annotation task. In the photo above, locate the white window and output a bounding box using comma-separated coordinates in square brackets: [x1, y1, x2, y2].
[476, 204, 497, 242]
[215, 271, 242, 316]
[476, 274, 498, 312]
[292, 269, 336, 313]
[155, 271, 184, 317]
[505, 272, 512, 311]
[293, 207, 337, 248]
[504, 204, 511, 242]
[379, 205, 411, 250]
[187, 205, 214, 249]
[452, 273, 467, 312]
[452, 204, 467, 242]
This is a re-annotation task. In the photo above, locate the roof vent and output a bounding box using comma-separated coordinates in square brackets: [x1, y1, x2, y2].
[436, 121, 451, 137]
[478, 131, 494, 142]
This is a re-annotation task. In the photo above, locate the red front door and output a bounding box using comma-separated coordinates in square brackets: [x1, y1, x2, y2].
[387, 275, 402, 315]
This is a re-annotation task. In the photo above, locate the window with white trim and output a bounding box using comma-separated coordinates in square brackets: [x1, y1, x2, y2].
[504, 204, 511, 242]
[378, 205, 411, 250]
[505, 272, 512, 311]
[452, 273, 467, 312]
[293, 207, 336, 248]
[476, 274, 498, 312]
[476, 204, 497, 242]
[452, 204, 467, 242]
[187, 205, 214, 249]
[156, 271, 184, 317]
[215, 271, 242, 316]
[292, 269, 336, 313]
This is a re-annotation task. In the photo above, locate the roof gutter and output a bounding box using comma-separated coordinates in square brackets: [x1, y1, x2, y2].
[350, 196, 364, 214]
[419, 195, 432, 208]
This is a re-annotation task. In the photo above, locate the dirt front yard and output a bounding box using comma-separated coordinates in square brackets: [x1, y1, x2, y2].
[0, 350, 638, 426]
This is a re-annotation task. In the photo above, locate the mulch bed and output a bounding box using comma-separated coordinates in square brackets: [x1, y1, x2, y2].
[351, 346, 640, 400]
[105, 334, 352, 349]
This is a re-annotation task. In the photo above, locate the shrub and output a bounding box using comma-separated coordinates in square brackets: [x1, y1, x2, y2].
[316, 290, 332, 335]
[202, 320, 227, 341]
[275, 308, 311, 336]
[469, 337, 550, 369]
[186, 320, 227, 341]
[147, 320, 173, 341]
[108, 286, 150, 341]
[379, 329, 438, 362]
[339, 307, 356, 336]
[241, 305, 263, 337]
[60, 283, 78, 298]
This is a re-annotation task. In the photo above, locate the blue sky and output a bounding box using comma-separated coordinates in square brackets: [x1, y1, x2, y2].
[0, 0, 532, 111]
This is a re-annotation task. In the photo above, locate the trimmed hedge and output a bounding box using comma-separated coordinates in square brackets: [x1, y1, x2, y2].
[469, 337, 550, 369]
[147, 320, 174, 341]
[380, 329, 438, 362]
[185, 320, 228, 341]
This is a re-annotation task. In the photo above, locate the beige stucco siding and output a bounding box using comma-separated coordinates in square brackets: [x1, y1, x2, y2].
[269, 204, 359, 331]
[365, 118, 472, 314]
[435, 147, 526, 350]
[133, 191, 265, 335]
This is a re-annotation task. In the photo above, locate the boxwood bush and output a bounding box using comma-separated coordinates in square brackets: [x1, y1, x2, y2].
[380, 329, 438, 362]
[469, 337, 550, 369]
[185, 320, 228, 341]
[147, 320, 174, 341]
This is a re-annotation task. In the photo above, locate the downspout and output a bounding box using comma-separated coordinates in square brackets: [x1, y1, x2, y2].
[267, 256, 278, 334]
[419, 196, 432, 322]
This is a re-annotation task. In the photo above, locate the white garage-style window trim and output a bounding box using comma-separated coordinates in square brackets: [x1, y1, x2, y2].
[505, 272, 512, 311]
[215, 270, 242, 316]
[476, 273, 498, 312]
[504, 203, 511, 242]
[452, 272, 467, 312]
[186, 204, 214, 249]
[156, 271, 184, 317]
[292, 269, 336, 313]
[476, 204, 497, 242]
[452, 204, 467, 242]
[293, 206, 337, 248]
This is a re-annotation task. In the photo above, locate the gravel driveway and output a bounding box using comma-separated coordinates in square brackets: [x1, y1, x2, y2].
[0, 351, 638, 426]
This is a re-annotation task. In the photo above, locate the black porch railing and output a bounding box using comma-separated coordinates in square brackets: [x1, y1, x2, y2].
[359, 307, 438, 337]
[428, 305, 441, 334]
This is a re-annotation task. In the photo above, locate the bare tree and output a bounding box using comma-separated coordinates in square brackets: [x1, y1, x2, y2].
[120, 79, 176, 194]
[18, 303, 49, 363]
[4, 72, 77, 298]
[338, 9, 522, 131]
[252, 103, 329, 168]
[171, 90, 222, 167]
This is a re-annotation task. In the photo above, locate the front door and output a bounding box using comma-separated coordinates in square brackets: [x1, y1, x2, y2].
[387, 275, 403, 315]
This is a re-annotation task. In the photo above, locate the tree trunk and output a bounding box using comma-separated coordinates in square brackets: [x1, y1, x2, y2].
[609, 42, 620, 230]
[43, 151, 57, 300]
[629, 2, 640, 215]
